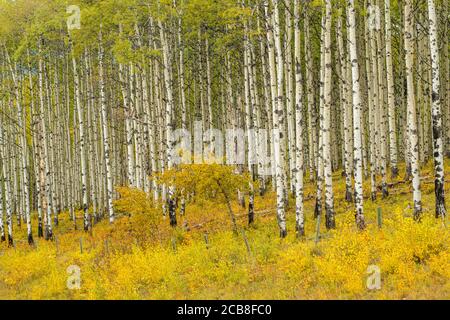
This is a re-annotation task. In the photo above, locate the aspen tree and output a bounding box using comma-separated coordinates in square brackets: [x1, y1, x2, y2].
[85, 50, 99, 223]
[159, 18, 177, 227]
[243, 15, 256, 225]
[261, 7, 277, 190]
[44, 62, 58, 225]
[272, 0, 288, 208]
[304, 1, 317, 182]
[4, 49, 33, 244]
[315, 14, 326, 220]
[323, 0, 336, 229]
[294, 0, 305, 237]
[365, 4, 378, 201]
[336, 12, 353, 202]
[285, 1, 296, 191]
[0, 159, 4, 242]
[28, 51, 44, 237]
[347, 0, 366, 229]
[404, 0, 422, 219]
[98, 29, 115, 223]
[117, 25, 136, 189]
[70, 38, 90, 232]
[368, 2, 389, 198]
[0, 120, 12, 245]
[384, 0, 399, 177]
[266, 0, 287, 237]
[257, 15, 274, 192]
[38, 40, 53, 240]
[427, 0, 446, 218]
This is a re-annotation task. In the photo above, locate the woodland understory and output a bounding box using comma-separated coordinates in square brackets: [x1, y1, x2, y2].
[0, 0, 448, 300]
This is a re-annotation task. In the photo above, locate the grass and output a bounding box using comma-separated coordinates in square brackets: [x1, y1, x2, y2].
[0, 160, 449, 300]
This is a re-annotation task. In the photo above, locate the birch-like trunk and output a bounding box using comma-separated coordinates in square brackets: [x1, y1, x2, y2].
[347, 0, 366, 230]
[0, 124, 13, 245]
[323, 0, 336, 229]
[384, 0, 399, 177]
[315, 15, 326, 220]
[38, 41, 53, 240]
[71, 41, 90, 232]
[5, 49, 33, 244]
[99, 29, 115, 223]
[294, 0, 304, 237]
[159, 20, 177, 227]
[427, 0, 446, 218]
[267, 0, 287, 237]
[404, 0, 422, 219]
[284, 2, 296, 192]
[374, 1, 389, 198]
[243, 19, 255, 225]
[304, 3, 317, 182]
[337, 14, 353, 203]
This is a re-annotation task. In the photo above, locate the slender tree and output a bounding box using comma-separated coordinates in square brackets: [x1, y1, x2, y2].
[427, 0, 446, 219]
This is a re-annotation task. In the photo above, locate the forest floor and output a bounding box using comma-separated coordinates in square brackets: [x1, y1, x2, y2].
[0, 160, 449, 300]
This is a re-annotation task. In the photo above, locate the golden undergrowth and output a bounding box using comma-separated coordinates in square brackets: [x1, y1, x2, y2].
[0, 160, 448, 300]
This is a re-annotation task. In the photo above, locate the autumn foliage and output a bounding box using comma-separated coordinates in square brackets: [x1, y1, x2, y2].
[0, 162, 448, 299]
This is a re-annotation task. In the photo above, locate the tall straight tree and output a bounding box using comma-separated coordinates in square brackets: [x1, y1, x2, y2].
[304, 1, 317, 182]
[336, 12, 353, 202]
[322, 0, 336, 229]
[427, 0, 446, 218]
[347, 0, 366, 230]
[404, 0, 422, 220]
[4, 49, 33, 244]
[0, 122, 13, 245]
[159, 18, 177, 227]
[267, 0, 287, 237]
[99, 28, 115, 223]
[384, 0, 399, 177]
[315, 14, 326, 220]
[70, 37, 90, 232]
[294, 0, 305, 237]
[38, 40, 53, 240]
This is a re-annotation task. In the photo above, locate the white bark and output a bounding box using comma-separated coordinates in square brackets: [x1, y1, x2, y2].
[347, 0, 366, 229]
[427, 0, 446, 218]
[38, 41, 53, 240]
[159, 20, 177, 227]
[4, 49, 33, 244]
[70, 40, 90, 232]
[99, 28, 115, 223]
[337, 14, 353, 203]
[404, 0, 422, 219]
[294, 0, 304, 237]
[323, 0, 336, 229]
[266, 0, 287, 237]
[384, 0, 399, 177]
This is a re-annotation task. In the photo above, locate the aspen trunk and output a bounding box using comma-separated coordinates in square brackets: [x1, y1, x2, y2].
[71, 41, 90, 232]
[337, 13, 353, 203]
[384, 0, 399, 177]
[427, 0, 446, 219]
[294, 0, 305, 237]
[404, 0, 422, 219]
[38, 41, 53, 240]
[159, 20, 177, 227]
[323, 0, 336, 229]
[267, 0, 287, 237]
[99, 29, 115, 223]
[347, 0, 366, 230]
[4, 49, 33, 244]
